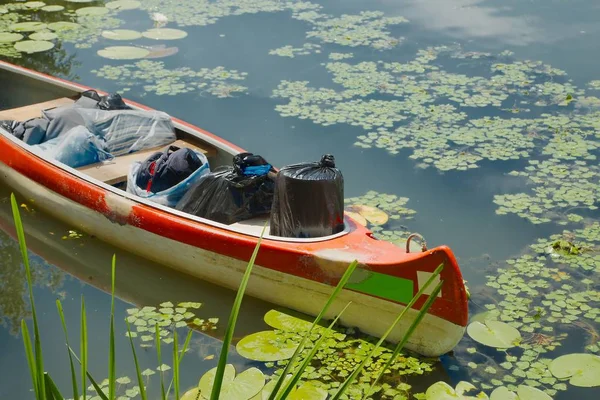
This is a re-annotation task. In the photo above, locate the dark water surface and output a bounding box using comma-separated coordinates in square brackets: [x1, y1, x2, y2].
[1, 0, 599, 398]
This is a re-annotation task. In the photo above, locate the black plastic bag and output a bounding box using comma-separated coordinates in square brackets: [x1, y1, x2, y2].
[269, 154, 344, 238]
[98, 93, 131, 111]
[135, 145, 206, 193]
[175, 153, 275, 224]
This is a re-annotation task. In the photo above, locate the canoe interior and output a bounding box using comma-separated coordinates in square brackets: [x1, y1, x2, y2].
[0, 67, 280, 235]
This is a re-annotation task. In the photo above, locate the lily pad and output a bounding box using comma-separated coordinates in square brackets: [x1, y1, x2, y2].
[75, 7, 109, 16]
[47, 22, 80, 31]
[0, 33, 24, 43]
[425, 381, 484, 399]
[490, 386, 517, 400]
[41, 5, 64, 12]
[347, 204, 389, 225]
[142, 28, 188, 40]
[345, 210, 367, 226]
[29, 31, 57, 41]
[101, 29, 142, 40]
[549, 353, 600, 387]
[97, 46, 150, 59]
[14, 40, 54, 53]
[467, 320, 521, 348]
[66, 0, 95, 2]
[264, 309, 314, 332]
[236, 330, 298, 362]
[10, 22, 48, 32]
[105, 0, 141, 10]
[193, 364, 264, 400]
[24, 2, 46, 8]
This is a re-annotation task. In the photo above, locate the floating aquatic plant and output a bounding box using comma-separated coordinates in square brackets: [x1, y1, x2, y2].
[105, 0, 141, 11]
[141, 27, 187, 40]
[124, 301, 217, 346]
[101, 29, 142, 41]
[269, 43, 321, 58]
[97, 45, 150, 59]
[91, 60, 249, 97]
[14, 39, 54, 54]
[549, 353, 600, 387]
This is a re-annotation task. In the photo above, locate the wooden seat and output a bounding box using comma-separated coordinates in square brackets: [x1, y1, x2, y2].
[77, 139, 217, 185]
[0, 97, 75, 121]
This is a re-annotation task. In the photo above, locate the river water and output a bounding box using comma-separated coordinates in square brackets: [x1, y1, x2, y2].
[1, 0, 599, 399]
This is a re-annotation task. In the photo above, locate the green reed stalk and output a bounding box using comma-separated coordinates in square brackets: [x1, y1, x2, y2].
[67, 349, 109, 400]
[126, 320, 148, 400]
[269, 260, 359, 400]
[330, 263, 445, 400]
[365, 281, 444, 398]
[11, 193, 46, 400]
[155, 324, 167, 400]
[44, 372, 65, 400]
[173, 329, 180, 400]
[56, 300, 79, 400]
[165, 329, 193, 397]
[209, 225, 266, 400]
[276, 301, 353, 400]
[80, 296, 88, 400]
[109, 255, 116, 400]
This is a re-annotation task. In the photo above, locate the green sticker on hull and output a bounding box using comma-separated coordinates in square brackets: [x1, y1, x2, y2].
[346, 270, 414, 304]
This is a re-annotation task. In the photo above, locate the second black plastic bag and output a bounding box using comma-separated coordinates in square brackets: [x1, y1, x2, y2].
[269, 154, 345, 238]
[175, 152, 275, 224]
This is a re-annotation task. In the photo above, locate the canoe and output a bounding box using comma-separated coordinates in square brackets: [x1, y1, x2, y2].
[0, 60, 468, 357]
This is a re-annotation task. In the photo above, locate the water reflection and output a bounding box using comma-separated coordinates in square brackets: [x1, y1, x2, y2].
[0, 197, 65, 336]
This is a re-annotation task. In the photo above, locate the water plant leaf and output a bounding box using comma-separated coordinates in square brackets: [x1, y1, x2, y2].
[263, 309, 314, 332]
[24, 2, 46, 9]
[425, 381, 487, 399]
[97, 46, 150, 59]
[10, 22, 48, 32]
[29, 31, 57, 41]
[198, 364, 236, 396]
[14, 39, 54, 53]
[236, 331, 298, 362]
[467, 320, 522, 348]
[101, 29, 142, 40]
[41, 5, 64, 12]
[549, 353, 600, 387]
[346, 204, 388, 225]
[344, 210, 367, 226]
[141, 28, 188, 40]
[76, 7, 109, 16]
[220, 368, 265, 399]
[47, 22, 81, 31]
[490, 386, 517, 400]
[105, 0, 141, 10]
[0, 32, 23, 43]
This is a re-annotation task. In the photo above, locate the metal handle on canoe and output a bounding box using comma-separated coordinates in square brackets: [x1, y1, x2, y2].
[406, 233, 428, 253]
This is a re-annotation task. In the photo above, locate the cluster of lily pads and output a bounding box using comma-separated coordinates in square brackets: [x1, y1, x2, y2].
[91, 60, 249, 97]
[344, 191, 417, 248]
[124, 301, 218, 346]
[269, 43, 321, 58]
[228, 309, 434, 400]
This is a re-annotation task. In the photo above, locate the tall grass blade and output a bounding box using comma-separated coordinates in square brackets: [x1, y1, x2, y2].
[80, 296, 87, 400]
[11, 193, 46, 400]
[165, 329, 193, 397]
[365, 281, 444, 399]
[56, 300, 79, 400]
[155, 324, 166, 400]
[268, 260, 360, 400]
[21, 319, 39, 399]
[277, 301, 353, 400]
[173, 329, 180, 400]
[108, 255, 116, 400]
[209, 225, 266, 400]
[126, 321, 148, 400]
[330, 263, 444, 400]
[68, 348, 109, 400]
[44, 373, 65, 400]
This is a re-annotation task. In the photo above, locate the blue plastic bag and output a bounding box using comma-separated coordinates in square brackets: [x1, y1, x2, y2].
[126, 149, 211, 207]
[32, 125, 113, 168]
